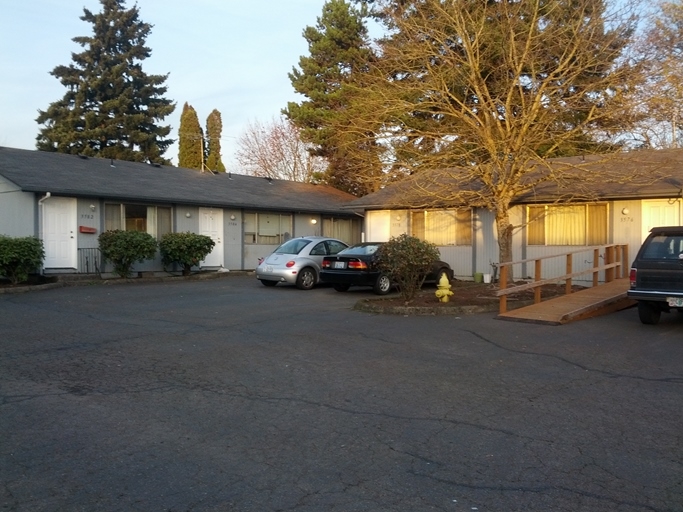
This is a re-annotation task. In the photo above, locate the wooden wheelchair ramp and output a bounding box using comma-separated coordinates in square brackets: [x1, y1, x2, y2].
[497, 278, 634, 325]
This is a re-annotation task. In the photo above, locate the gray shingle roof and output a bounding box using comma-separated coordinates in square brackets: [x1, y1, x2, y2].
[345, 148, 683, 209]
[0, 146, 359, 215]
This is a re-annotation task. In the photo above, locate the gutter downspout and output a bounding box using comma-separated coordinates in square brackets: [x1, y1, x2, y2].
[38, 192, 51, 273]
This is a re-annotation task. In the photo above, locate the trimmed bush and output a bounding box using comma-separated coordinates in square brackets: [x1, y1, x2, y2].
[376, 234, 441, 301]
[98, 230, 158, 278]
[0, 236, 45, 284]
[159, 232, 215, 276]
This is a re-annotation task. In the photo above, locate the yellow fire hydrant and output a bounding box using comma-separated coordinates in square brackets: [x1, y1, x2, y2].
[435, 272, 454, 302]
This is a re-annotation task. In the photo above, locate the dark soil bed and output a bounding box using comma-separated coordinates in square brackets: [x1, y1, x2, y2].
[370, 280, 587, 311]
[0, 275, 59, 288]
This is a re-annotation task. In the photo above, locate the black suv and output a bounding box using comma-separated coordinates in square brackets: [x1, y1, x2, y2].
[627, 226, 683, 324]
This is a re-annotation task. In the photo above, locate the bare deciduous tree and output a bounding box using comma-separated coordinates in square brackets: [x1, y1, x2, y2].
[339, 0, 648, 268]
[634, 0, 683, 148]
[236, 117, 327, 183]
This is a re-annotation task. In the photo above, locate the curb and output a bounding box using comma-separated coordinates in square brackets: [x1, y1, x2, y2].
[0, 282, 67, 295]
[0, 270, 254, 294]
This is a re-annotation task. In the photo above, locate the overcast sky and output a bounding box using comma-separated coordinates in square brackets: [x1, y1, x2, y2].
[0, 1, 330, 168]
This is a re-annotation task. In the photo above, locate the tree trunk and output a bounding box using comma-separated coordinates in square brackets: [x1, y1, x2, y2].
[495, 210, 514, 283]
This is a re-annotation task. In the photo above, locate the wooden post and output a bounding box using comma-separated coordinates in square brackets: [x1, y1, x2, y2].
[605, 245, 614, 282]
[534, 259, 542, 304]
[622, 245, 629, 278]
[565, 254, 573, 295]
[499, 265, 508, 314]
[593, 248, 599, 287]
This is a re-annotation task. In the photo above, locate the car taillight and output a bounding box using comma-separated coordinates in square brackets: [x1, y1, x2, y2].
[321, 259, 331, 269]
[286, 261, 296, 268]
[348, 260, 368, 270]
[629, 268, 637, 288]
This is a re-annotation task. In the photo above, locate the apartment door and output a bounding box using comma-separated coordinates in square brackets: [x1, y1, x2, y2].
[642, 200, 681, 240]
[43, 196, 77, 269]
[199, 207, 224, 267]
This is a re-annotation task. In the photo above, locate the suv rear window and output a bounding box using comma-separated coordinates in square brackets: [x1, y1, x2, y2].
[641, 235, 683, 260]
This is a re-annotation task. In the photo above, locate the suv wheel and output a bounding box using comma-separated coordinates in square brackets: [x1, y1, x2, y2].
[637, 301, 661, 325]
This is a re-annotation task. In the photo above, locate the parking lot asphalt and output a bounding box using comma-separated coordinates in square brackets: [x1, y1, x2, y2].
[1, 275, 682, 512]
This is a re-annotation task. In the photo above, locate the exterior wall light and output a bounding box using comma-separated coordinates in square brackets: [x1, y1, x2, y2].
[185, 212, 192, 218]
[89, 204, 96, 211]
[311, 218, 318, 224]
[621, 208, 629, 215]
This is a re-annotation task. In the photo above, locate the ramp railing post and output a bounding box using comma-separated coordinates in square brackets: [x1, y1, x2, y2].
[499, 265, 508, 314]
[593, 249, 599, 287]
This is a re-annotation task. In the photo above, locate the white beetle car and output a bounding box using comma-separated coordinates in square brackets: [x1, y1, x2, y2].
[256, 236, 348, 290]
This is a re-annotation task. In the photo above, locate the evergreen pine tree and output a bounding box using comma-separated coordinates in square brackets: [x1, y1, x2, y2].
[205, 109, 226, 172]
[284, 0, 379, 195]
[178, 102, 204, 170]
[35, 0, 175, 163]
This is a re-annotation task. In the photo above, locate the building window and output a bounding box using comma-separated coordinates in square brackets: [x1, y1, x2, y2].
[104, 204, 172, 240]
[527, 204, 608, 246]
[322, 217, 361, 245]
[411, 209, 472, 246]
[243, 212, 293, 244]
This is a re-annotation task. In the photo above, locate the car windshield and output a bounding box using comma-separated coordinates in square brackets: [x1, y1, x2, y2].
[340, 244, 382, 255]
[275, 238, 311, 255]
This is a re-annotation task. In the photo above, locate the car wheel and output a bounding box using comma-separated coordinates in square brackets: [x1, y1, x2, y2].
[373, 274, 392, 295]
[296, 268, 316, 290]
[637, 301, 661, 325]
[436, 268, 451, 284]
[260, 280, 277, 287]
[333, 283, 350, 292]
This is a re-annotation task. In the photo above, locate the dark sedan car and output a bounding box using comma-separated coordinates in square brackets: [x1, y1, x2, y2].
[320, 242, 453, 295]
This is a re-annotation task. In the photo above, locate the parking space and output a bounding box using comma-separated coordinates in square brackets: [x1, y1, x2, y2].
[1, 275, 682, 511]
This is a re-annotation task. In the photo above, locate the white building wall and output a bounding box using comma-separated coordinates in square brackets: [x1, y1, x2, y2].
[224, 209, 243, 270]
[293, 213, 321, 237]
[75, 199, 100, 249]
[0, 177, 35, 237]
[474, 208, 500, 278]
[360, 197, 683, 284]
[612, 199, 643, 268]
[435, 246, 474, 280]
[176, 206, 198, 233]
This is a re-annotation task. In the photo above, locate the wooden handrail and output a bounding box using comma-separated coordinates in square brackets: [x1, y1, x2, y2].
[495, 244, 626, 267]
[496, 263, 624, 296]
[496, 244, 629, 314]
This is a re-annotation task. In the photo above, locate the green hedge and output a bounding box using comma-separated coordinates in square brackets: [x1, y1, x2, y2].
[376, 234, 440, 301]
[98, 230, 158, 278]
[0, 236, 45, 284]
[159, 232, 215, 276]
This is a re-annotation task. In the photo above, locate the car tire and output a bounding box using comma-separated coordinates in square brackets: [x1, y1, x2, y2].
[373, 274, 392, 295]
[637, 301, 661, 325]
[436, 268, 451, 284]
[260, 280, 277, 287]
[296, 268, 316, 290]
[333, 283, 350, 292]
